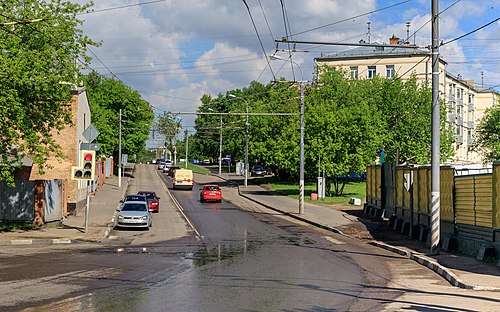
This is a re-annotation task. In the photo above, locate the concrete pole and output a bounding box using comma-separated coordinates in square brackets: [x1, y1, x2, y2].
[299, 81, 305, 214]
[185, 129, 189, 169]
[245, 101, 249, 188]
[118, 108, 122, 188]
[219, 114, 222, 176]
[431, 0, 441, 254]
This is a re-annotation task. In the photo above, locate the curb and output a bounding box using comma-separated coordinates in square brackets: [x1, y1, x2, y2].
[0, 238, 73, 246]
[369, 240, 500, 291]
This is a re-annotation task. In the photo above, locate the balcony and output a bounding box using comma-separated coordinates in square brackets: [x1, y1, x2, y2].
[456, 116, 463, 126]
[467, 120, 475, 128]
[448, 113, 456, 123]
[449, 94, 456, 102]
[458, 98, 464, 106]
[468, 103, 474, 112]
[455, 135, 464, 144]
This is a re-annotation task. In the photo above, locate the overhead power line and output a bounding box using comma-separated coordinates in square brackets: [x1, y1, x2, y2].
[441, 17, 500, 46]
[78, 0, 168, 15]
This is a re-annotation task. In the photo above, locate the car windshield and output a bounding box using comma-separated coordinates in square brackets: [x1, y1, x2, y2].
[205, 186, 219, 191]
[253, 166, 264, 170]
[125, 195, 145, 201]
[139, 192, 156, 199]
[121, 203, 147, 212]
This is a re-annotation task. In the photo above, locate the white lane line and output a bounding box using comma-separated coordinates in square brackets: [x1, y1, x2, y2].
[324, 236, 345, 245]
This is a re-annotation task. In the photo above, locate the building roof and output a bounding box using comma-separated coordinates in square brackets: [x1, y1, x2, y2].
[316, 43, 429, 60]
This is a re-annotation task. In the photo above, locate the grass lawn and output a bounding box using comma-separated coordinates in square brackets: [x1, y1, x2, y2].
[181, 163, 211, 175]
[267, 178, 366, 206]
[0, 222, 39, 232]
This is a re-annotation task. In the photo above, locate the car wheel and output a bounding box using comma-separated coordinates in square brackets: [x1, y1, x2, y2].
[218, 199, 222, 203]
[200, 197, 204, 203]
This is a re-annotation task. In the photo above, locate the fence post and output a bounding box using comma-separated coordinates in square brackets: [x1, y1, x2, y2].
[493, 162, 500, 234]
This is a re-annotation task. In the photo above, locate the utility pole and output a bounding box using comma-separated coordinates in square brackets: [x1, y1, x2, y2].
[219, 114, 222, 176]
[431, 0, 441, 255]
[299, 81, 305, 214]
[118, 108, 122, 188]
[185, 129, 188, 169]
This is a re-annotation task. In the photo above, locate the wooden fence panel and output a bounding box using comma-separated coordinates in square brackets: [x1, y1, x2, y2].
[440, 167, 454, 221]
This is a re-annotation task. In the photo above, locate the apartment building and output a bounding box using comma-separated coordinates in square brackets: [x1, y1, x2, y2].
[315, 36, 498, 163]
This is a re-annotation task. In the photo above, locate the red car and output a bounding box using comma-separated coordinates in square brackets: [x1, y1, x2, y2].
[137, 191, 160, 213]
[199, 184, 222, 203]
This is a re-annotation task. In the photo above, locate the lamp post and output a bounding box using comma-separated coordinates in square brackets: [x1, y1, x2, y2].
[270, 55, 305, 214]
[229, 94, 249, 188]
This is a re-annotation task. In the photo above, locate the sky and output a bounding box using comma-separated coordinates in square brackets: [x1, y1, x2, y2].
[75, 0, 500, 147]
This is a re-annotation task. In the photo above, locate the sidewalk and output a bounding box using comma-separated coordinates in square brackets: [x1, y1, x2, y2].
[0, 175, 129, 245]
[212, 172, 500, 291]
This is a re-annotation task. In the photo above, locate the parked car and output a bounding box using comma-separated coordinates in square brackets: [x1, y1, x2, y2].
[172, 169, 193, 190]
[122, 194, 148, 204]
[251, 165, 266, 177]
[137, 191, 160, 213]
[115, 201, 152, 229]
[199, 184, 222, 203]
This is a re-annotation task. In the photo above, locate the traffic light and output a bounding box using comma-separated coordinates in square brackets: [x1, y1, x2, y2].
[71, 150, 96, 181]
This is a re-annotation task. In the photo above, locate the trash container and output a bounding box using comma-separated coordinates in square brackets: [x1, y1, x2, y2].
[310, 193, 318, 200]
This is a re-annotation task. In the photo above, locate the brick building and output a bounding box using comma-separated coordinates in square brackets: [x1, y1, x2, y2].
[29, 87, 92, 213]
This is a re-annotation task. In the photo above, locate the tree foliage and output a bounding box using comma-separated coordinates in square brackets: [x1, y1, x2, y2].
[0, 0, 96, 182]
[188, 67, 455, 196]
[83, 71, 154, 161]
[475, 101, 500, 161]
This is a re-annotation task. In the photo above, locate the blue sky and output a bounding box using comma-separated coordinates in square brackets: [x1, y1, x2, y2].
[77, 0, 499, 141]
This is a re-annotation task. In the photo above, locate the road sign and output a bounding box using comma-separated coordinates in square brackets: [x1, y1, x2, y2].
[82, 124, 99, 143]
[80, 143, 100, 151]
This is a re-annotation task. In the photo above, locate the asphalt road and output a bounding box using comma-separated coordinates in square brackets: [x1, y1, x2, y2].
[7, 165, 498, 311]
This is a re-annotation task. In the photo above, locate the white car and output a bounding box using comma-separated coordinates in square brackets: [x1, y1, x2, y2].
[115, 201, 152, 229]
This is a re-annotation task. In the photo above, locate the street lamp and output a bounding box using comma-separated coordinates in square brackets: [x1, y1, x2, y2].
[229, 94, 249, 188]
[270, 55, 305, 214]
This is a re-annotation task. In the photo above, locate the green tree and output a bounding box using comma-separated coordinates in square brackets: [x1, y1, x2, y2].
[0, 0, 96, 182]
[83, 71, 154, 162]
[475, 102, 500, 161]
[156, 112, 182, 159]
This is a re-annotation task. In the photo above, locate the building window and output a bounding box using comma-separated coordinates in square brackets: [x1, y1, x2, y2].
[367, 66, 376, 79]
[350, 66, 358, 79]
[386, 65, 394, 78]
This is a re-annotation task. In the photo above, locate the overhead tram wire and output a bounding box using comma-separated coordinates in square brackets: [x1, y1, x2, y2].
[289, 0, 412, 37]
[258, 0, 275, 41]
[441, 17, 500, 47]
[279, 0, 297, 82]
[241, 0, 277, 82]
[87, 47, 121, 81]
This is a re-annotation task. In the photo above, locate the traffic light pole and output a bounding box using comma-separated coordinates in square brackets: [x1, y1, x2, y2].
[85, 180, 90, 233]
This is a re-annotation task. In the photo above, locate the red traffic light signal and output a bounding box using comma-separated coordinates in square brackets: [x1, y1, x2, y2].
[71, 150, 96, 181]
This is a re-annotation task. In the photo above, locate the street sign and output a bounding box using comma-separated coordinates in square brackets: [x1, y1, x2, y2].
[80, 143, 100, 151]
[121, 154, 128, 165]
[82, 124, 99, 143]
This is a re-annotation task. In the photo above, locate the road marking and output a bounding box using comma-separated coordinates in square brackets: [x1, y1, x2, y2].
[324, 236, 345, 245]
[11, 239, 33, 245]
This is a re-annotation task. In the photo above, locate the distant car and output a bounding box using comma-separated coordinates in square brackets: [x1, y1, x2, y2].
[199, 184, 222, 203]
[251, 165, 266, 177]
[122, 194, 148, 204]
[115, 201, 152, 229]
[203, 159, 210, 164]
[157, 161, 166, 170]
[167, 165, 181, 177]
[137, 191, 160, 213]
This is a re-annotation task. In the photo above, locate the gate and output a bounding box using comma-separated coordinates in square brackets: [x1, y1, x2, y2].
[0, 181, 35, 221]
[44, 180, 64, 222]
